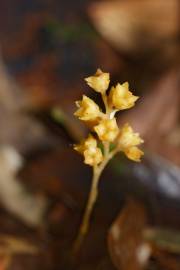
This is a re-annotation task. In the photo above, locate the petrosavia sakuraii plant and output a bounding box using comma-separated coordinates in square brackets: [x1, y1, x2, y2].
[73, 69, 144, 253]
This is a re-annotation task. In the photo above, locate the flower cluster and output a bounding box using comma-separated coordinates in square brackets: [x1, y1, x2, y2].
[74, 69, 144, 166]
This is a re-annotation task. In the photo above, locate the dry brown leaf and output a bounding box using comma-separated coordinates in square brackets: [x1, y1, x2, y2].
[108, 199, 151, 270]
[0, 146, 47, 227]
[89, 0, 179, 54]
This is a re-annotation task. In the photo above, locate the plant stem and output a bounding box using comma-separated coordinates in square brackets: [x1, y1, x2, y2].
[102, 93, 109, 114]
[72, 166, 100, 254]
[73, 144, 114, 255]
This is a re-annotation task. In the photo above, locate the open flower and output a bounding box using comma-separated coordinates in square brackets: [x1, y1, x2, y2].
[109, 82, 138, 110]
[74, 95, 102, 121]
[117, 123, 143, 149]
[124, 146, 144, 162]
[85, 69, 110, 93]
[94, 118, 119, 142]
[117, 123, 144, 162]
[74, 134, 96, 154]
[74, 135, 103, 166]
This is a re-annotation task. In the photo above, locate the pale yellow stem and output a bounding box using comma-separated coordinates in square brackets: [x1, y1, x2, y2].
[72, 145, 115, 255]
[101, 93, 109, 115]
[101, 93, 117, 119]
[72, 166, 100, 254]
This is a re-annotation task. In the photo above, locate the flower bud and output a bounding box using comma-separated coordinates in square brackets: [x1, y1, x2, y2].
[85, 69, 110, 93]
[74, 134, 103, 166]
[74, 95, 101, 121]
[84, 148, 103, 166]
[109, 82, 138, 110]
[124, 146, 144, 162]
[94, 118, 119, 142]
[117, 123, 143, 149]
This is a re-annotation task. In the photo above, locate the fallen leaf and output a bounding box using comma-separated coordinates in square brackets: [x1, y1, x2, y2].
[108, 199, 151, 270]
[0, 146, 47, 227]
[89, 0, 179, 54]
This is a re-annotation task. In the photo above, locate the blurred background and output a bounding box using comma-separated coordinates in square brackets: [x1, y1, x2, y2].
[0, 0, 179, 269]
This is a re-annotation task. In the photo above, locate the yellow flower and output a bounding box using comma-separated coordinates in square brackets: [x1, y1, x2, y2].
[74, 95, 101, 121]
[85, 69, 110, 93]
[117, 123, 143, 149]
[117, 123, 144, 162]
[84, 148, 103, 166]
[74, 135, 103, 166]
[109, 82, 138, 110]
[94, 118, 119, 142]
[74, 134, 96, 154]
[124, 146, 144, 162]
